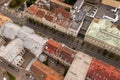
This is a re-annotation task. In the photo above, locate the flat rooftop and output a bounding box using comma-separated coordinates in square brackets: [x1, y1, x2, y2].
[64, 52, 92, 80]
[69, 21, 82, 31]
[95, 4, 114, 19]
[81, 16, 93, 31]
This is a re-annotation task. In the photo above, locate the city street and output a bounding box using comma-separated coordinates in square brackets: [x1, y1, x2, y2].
[0, 6, 120, 69]
[0, 57, 39, 80]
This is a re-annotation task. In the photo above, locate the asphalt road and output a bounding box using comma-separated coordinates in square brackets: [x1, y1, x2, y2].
[0, 57, 39, 80]
[0, 6, 120, 69]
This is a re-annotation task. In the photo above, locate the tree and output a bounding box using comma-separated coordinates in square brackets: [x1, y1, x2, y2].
[26, 0, 36, 7]
[64, 0, 77, 5]
[9, 0, 25, 8]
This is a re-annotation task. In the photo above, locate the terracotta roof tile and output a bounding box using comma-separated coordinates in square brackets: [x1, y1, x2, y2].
[59, 46, 76, 64]
[31, 60, 64, 80]
[87, 58, 120, 80]
[36, 9, 46, 18]
[45, 12, 54, 22]
[27, 5, 38, 15]
[54, 8, 71, 18]
[44, 39, 62, 55]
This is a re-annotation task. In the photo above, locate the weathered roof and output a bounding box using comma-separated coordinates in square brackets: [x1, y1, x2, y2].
[85, 19, 120, 50]
[87, 58, 120, 80]
[64, 52, 92, 80]
[44, 39, 62, 54]
[59, 46, 76, 64]
[0, 13, 12, 26]
[73, 0, 84, 12]
[2, 22, 21, 40]
[0, 38, 24, 62]
[31, 60, 64, 80]
[51, 0, 72, 9]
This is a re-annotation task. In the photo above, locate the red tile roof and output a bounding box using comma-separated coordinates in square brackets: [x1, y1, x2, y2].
[44, 39, 62, 55]
[45, 12, 54, 22]
[87, 58, 120, 80]
[31, 60, 64, 80]
[59, 46, 76, 64]
[36, 9, 46, 18]
[27, 5, 38, 15]
[26, 4, 72, 29]
[54, 8, 71, 18]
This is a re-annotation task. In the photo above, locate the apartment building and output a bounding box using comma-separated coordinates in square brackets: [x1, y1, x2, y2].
[0, 13, 120, 80]
[85, 19, 120, 56]
[30, 60, 64, 80]
[24, 34, 48, 57]
[25, 1, 83, 37]
[44, 39, 76, 66]
[65, 51, 120, 80]
[50, 0, 72, 9]
[64, 52, 92, 80]
[86, 58, 120, 80]
[0, 38, 25, 67]
[0, 14, 12, 36]
[0, 22, 21, 40]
